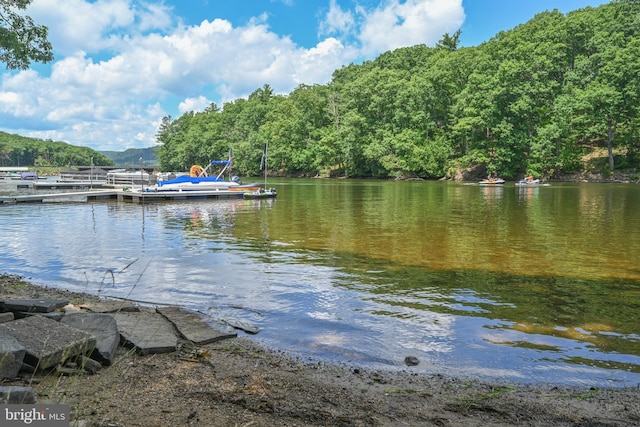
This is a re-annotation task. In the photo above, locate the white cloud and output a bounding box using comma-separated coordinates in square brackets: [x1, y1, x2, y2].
[319, 0, 356, 37]
[179, 96, 212, 114]
[356, 0, 465, 55]
[294, 38, 354, 84]
[28, 0, 146, 56]
[0, 0, 466, 151]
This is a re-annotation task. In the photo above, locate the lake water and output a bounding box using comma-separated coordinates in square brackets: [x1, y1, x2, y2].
[1, 178, 639, 387]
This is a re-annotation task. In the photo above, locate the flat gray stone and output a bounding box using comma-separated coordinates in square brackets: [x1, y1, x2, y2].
[0, 316, 96, 370]
[157, 306, 237, 345]
[80, 300, 139, 313]
[0, 312, 14, 323]
[3, 299, 68, 313]
[0, 335, 26, 379]
[223, 318, 261, 335]
[61, 313, 119, 366]
[78, 355, 102, 375]
[112, 312, 177, 354]
[0, 386, 36, 404]
[15, 311, 64, 321]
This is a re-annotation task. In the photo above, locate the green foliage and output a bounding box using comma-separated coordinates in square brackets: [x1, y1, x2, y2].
[0, 131, 113, 166]
[155, 1, 640, 179]
[0, 0, 53, 70]
[559, 140, 584, 173]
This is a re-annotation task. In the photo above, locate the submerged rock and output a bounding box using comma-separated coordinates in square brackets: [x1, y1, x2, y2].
[404, 356, 420, 366]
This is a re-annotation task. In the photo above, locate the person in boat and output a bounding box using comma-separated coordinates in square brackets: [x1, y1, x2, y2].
[526, 174, 534, 182]
[487, 173, 494, 182]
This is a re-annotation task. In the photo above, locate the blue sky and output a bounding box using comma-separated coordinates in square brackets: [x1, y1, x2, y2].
[0, 0, 609, 152]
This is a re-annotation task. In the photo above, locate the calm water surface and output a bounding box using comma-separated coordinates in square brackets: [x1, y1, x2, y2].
[1, 178, 639, 387]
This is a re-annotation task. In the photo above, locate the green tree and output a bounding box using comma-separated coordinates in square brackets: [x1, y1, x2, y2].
[0, 0, 53, 69]
[436, 30, 461, 51]
[154, 1, 640, 179]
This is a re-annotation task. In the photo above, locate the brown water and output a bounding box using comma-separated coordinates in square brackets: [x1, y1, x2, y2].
[246, 180, 640, 280]
[1, 178, 639, 386]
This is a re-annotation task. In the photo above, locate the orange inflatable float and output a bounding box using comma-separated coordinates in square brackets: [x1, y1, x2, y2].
[189, 165, 206, 177]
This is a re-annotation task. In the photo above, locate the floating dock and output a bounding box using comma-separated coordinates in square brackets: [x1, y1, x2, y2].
[33, 181, 108, 190]
[0, 188, 250, 204]
[0, 190, 119, 204]
[120, 189, 246, 203]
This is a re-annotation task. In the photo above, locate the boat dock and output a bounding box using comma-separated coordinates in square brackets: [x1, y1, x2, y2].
[0, 190, 119, 204]
[33, 181, 109, 190]
[0, 188, 249, 204]
[120, 189, 247, 203]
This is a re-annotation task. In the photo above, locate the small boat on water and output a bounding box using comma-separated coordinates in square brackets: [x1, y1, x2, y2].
[478, 178, 505, 185]
[243, 187, 277, 199]
[153, 169, 242, 191]
[153, 157, 237, 192]
[516, 178, 540, 186]
[516, 176, 550, 186]
[144, 152, 261, 193]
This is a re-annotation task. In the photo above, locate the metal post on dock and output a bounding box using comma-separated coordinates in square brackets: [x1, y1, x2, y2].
[139, 157, 144, 201]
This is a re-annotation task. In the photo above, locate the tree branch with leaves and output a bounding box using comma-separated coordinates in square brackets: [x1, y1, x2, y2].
[0, 0, 53, 69]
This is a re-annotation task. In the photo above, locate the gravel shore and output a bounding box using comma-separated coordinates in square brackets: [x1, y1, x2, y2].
[2, 273, 639, 427]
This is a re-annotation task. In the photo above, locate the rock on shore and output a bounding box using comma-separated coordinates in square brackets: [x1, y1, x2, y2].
[0, 294, 238, 404]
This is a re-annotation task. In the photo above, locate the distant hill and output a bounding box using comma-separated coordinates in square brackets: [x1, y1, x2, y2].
[0, 131, 113, 167]
[100, 147, 158, 167]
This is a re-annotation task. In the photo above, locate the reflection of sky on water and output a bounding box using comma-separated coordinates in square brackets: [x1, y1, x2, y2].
[1, 197, 640, 388]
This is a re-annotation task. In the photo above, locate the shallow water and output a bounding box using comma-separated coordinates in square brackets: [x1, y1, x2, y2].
[1, 178, 639, 387]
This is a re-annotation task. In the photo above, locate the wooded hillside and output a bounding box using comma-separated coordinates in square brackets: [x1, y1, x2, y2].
[0, 131, 112, 167]
[156, 0, 640, 180]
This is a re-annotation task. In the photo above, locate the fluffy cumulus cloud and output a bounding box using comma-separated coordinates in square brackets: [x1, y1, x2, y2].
[357, 0, 464, 55]
[320, 0, 464, 55]
[0, 0, 465, 151]
[178, 96, 212, 115]
[319, 0, 357, 37]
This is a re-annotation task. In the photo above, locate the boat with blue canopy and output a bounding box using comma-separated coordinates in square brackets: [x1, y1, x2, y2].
[145, 153, 260, 193]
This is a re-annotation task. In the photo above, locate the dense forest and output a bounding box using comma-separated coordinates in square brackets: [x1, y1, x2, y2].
[0, 131, 112, 167]
[156, 0, 640, 180]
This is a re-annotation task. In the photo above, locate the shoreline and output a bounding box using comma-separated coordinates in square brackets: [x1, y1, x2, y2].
[2, 273, 640, 426]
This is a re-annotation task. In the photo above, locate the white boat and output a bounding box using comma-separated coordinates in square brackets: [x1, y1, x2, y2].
[59, 168, 108, 183]
[107, 169, 150, 186]
[516, 178, 550, 186]
[516, 178, 540, 186]
[147, 155, 260, 193]
[243, 187, 277, 199]
[153, 173, 242, 191]
[478, 178, 505, 185]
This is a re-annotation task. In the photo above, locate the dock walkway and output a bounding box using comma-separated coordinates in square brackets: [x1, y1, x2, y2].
[0, 188, 248, 204]
[0, 190, 119, 204]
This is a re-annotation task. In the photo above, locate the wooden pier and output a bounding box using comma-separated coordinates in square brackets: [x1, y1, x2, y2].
[0, 188, 248, 204]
